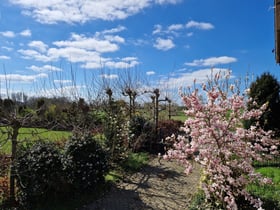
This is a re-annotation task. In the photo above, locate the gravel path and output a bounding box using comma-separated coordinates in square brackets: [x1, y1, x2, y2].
[83, 157, 201, 210]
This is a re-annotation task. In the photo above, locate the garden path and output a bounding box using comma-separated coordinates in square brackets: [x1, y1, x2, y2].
[83, 156, 201, 210]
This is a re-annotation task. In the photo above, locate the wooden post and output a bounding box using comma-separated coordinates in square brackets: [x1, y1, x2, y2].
[275, 0, 280, 63]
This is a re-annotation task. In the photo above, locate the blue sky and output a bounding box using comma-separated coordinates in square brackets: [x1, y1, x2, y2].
[0, 0, 279, 102]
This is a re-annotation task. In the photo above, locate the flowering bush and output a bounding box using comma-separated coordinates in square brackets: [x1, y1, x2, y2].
[164, 72, 279, 209]
[16, 142, 64, 208]
[63, 135, 108, 192]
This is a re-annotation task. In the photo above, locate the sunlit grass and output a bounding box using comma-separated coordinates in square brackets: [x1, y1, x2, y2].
[248, 167, 280, 208]
[0, 127, 71, 154]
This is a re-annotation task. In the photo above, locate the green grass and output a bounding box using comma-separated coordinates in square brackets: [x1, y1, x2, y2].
[121, 152, 149, 172]
[171, 110, 186, 122]
[0, 127, 71, 154]
[248, 167, 280, 208]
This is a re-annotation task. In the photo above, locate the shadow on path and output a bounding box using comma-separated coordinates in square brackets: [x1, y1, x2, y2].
[82, 157, 201, 210]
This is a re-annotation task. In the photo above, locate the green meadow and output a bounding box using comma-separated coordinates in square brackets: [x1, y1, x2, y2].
[0, 127, 71, 154]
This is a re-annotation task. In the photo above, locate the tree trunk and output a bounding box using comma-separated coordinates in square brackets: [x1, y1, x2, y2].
[9, 122, 20, 205]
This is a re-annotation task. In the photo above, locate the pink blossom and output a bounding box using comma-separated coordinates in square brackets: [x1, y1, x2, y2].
[165, 72, 279, 209]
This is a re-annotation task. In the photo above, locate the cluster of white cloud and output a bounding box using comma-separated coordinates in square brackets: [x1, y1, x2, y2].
[161, 68, 233, 91]
[185, 56, 237, 67]
[0, 73, 47, 83]
[152, 20, 214, 51]
[17, 26, 139, 70]
[9, 0, 182, 24]
[0, 29, 31, 38]
[153, 38, 175, 51]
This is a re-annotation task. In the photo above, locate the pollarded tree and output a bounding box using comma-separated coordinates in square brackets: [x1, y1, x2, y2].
[247, 72, 280, 135]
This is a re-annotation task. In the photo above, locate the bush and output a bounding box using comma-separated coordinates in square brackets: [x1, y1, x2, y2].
[158, 120, 184, 141]
[63, 135, 108, 193]
[0, 176, 9, 206]
[0, 153, 10, 177]
[132, 121, 158, 153]
[16, 141, 64, 209]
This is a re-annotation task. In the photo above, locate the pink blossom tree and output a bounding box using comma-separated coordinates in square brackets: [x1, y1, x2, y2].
[164, 71, 279, 210]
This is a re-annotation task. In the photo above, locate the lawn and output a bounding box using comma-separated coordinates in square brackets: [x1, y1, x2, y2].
[0, 127, 71, 154]
[248, 167, 280, 209]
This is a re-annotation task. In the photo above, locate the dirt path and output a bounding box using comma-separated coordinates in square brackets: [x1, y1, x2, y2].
[83, 157, 201, 210]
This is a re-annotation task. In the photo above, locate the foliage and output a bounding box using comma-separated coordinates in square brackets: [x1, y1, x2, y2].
[103, 100, 129, 163]
[0, 176, 9, 205]
[131, 120, 157, 153]
[128, 116, 147, 141]
[63, 135, 108, 193]
[121, 152, 149, 172]
[16, 141, 64, 209]
[247, 72, 280, 136]
[164, 71, 279, 210]
[0, 153, 10, 177]
[158, 119, 184, 143]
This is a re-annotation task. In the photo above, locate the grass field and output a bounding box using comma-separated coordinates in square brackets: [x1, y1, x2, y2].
[0, 127, 71, 154]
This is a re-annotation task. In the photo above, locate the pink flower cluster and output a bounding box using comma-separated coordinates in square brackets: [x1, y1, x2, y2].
[164, 75, 279, 210]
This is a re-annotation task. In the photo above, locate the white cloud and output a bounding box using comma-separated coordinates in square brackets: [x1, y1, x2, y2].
[163, 68, 232, 88]
[146, 71, 155, 75]
[104, 59, 139, 69]
[53, 33, 122, 53]
[2, 47, 13, 51]
[9, 0, 181, 24]
[0, 31, 16, 38]
[186, 20, 214, 30]
[0, 55, 10, 60]
[54, 80, 72, 84]
[167, 24, 184, 31]
[101, 25, 126, 34]
[28, 65, 62, 72]
[0, 73, 48, 83]
[185, 56, 237, 67]
[153, 38, 175, 51]
[18, 30, 138, 70]
[40, 85, 86, 98]
[100, 74, 118, 79]
[121, 57, 138, 62]
[155, 0, 182, 4]
[20, 29, 31, 37]
[153, 24, 162, 35]
[28, 40, 48, 52]
[18, 49, 54, 62]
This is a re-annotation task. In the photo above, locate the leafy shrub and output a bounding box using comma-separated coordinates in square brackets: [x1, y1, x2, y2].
[0, 153, 10, 177]
[158, 120, 184, 139]
[16, 141, 64, 209]
[63, 135, 108, 193]
[132, 121, 157, 153]
[128, 116, 147, 140]
[0, 176, 9, 205]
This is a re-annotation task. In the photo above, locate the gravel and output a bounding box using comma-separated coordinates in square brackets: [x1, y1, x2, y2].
[83, 156, 201, 210]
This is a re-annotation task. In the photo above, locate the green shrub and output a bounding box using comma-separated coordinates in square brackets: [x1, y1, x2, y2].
[121, 152, 149, 172]
[63, 135, 108, 193]
[16, 141, 64, 209]
[0, 153, 10, 177]
[128, 116, 146, 140]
